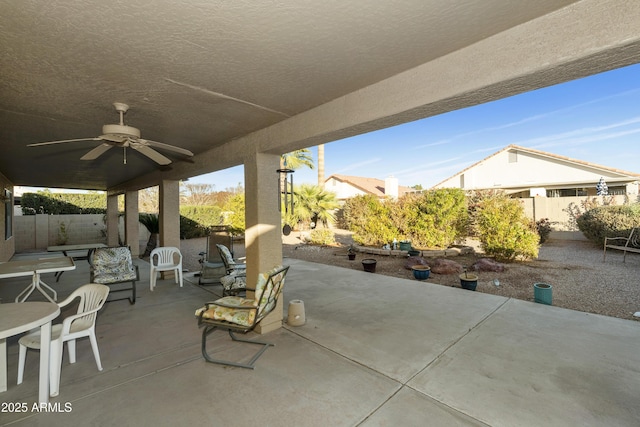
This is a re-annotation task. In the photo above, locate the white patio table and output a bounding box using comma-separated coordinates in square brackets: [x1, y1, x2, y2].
[0, 302, 60, 404]
[0, 257, 76, 303]
[47, 243, 106, 281]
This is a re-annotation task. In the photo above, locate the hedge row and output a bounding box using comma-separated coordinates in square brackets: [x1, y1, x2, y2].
[20, 193, 227, 239]
[21, 192, 107, 214]
[343, 189, 540, 261]
[343, 189, 468, 249]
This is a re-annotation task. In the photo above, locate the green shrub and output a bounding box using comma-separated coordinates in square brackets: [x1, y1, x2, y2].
[344, 190, 467, 248]
[343, 195, 396, 246]
[466, 189, 505, 237]
[398, 189, 467, 248]
[179, 216, 209, 239]
[475, 195, 539, 261]
[223, 193, 246, 236]
[576, 204, 640, 245]
[536, 218, 552, 244]
[180, 205, 224, 229]
[308, 228, 336, 245]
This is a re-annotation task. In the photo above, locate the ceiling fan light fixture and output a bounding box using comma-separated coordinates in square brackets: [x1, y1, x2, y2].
[101, 124, 141, 139]
[28, 101, 193, 165]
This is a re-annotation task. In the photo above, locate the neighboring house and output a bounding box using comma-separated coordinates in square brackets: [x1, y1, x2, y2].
[324, 174, 413, 202]
[433, 144, 640, 198]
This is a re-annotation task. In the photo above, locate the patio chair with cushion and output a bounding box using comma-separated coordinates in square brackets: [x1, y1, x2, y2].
[216, 243, 247, 296]
[198, 227, 233, 286]
[89, 246, 139, 304]
[149, 246, 183, 291]
[17, 283, 110, 397]
[195, 265, 289, 369]
[216, 243, 247, 275]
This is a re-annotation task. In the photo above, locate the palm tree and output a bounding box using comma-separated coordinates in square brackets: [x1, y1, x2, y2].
[293, 184, 340, 229]
[281, 149, 315, 170]
[280, 149, 315, 215]
[139, 213, 160, 257]
[317, 144, 325, 186]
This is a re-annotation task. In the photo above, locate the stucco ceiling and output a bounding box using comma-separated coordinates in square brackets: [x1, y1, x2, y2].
[0, 0, 585, 191]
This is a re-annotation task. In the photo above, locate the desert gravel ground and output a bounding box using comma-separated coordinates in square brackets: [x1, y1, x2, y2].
[180, 230, 640, 321]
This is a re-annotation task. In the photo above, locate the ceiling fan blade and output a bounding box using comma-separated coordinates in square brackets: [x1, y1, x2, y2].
[28, 137, 101, 147]
[131, 144, 172, 165]
[81, 143, 113, 160]
[140, 139, 194, 157]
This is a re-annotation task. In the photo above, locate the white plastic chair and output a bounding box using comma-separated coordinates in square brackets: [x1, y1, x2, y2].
[17, 283, 110, 397]
[149, 246, 183, 291]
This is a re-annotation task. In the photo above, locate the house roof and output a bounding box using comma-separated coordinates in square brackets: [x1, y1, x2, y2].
[326, 174, 414, 198]
[432, 144, 640, 189]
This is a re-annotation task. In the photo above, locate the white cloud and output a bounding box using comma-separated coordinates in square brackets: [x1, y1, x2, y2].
[335, 157, 382, 174]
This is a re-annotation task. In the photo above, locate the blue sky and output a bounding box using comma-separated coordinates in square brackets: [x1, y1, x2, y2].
[193, 62, 640, 191]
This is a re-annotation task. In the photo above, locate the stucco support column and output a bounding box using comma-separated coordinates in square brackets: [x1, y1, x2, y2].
[124, 190, 140, 257]
[244, 152, 283, 334]
[106, 194, 119, 247]
[158, 180, 180, 278]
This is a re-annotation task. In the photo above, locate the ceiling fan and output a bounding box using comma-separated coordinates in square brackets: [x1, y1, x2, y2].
[28, 102, 194, 165]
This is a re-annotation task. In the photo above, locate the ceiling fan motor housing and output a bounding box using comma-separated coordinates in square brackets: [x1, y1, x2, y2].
[101, 124, 141, 142]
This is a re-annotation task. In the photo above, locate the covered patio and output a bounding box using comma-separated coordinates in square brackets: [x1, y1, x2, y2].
[2, 1, 640, 338]
[1, 253, 638, 426]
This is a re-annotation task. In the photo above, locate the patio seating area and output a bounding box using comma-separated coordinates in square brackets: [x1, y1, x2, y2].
[1, 251, 639, 426]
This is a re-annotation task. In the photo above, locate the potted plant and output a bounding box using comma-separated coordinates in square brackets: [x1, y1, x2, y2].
[362, 258, 377, 273]
[411, 265, 431, 280]
[347, 244, 356, 260]
[459, 268, 478, 291]
[399, 240, 412, 252]
[533, 282, 553, 305]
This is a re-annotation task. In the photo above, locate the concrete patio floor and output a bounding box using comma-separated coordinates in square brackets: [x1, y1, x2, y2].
[1, 252, 639, 426]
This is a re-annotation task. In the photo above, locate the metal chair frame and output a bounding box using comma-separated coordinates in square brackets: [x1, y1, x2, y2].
[89, 246, 139, 304]
[196, 265, 289, 369]
[198, 226, 234, 286]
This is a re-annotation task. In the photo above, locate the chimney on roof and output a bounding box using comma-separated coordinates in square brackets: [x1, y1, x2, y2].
[385, 175, 399, 199]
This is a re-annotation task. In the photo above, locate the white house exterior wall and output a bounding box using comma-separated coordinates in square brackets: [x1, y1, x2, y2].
[325, 177, 368, 200]
[437, 150, 638, 191]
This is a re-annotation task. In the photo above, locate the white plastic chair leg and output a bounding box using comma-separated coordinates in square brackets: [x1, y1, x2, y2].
[89, 331, 103, 371]
[17, 344, 27, 385]
[149, 268, 156, 291]
[49, 339, 63, 397]
[67, 339, 76, 364]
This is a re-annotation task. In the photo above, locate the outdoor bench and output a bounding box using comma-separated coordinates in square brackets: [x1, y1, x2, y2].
[603, 227, 640, 262]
